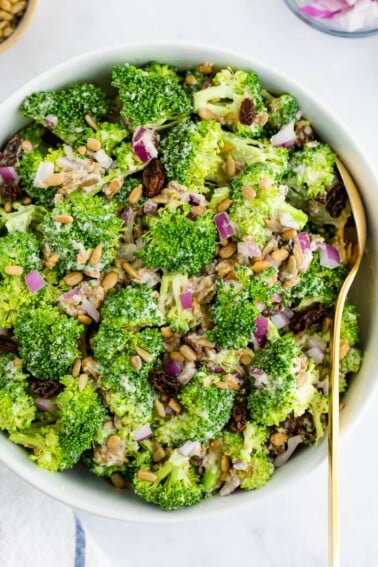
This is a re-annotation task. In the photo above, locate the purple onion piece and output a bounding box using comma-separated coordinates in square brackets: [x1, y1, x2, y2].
[34, 398, 57, 413]
[253, 316, 268, 348]
[165, 359, 183, 378]
[133, 424, 153, 442]
[214, 212, 235, 239]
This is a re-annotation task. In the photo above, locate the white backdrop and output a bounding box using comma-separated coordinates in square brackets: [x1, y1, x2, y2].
[1, 1, 378, 565]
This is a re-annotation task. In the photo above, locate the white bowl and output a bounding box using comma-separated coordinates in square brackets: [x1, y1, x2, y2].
[0, 42, 377, 522]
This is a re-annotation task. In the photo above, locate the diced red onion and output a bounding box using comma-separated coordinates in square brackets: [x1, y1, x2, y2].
[270, 120, 296, 148]
[282, 307, 294, 319]
[81, 297, 100, 323]
[253, 316, 268, 348]
[274, 435, 303, 468]
[250, 368, 269, 388]
[309, 335, 327, 351]
[219, 476, 241, 496]
[233, 459, 249, 471]
[63, 144, 75, 160]
[132, 127, 158, 163]
[44, 114, 58, 128]
[297, 232, 311, 254]
[165, 359, 183, 378]
[177, 361, 196, 385]
[59, 287, 81, 301]
[319, 244, 341, 269]
[94, 149, 113, 169]
[181, 192, 207, 207]
[272, 293, 282, 303]
[0, 166, 19, 184]
[33, 161, 54, 188]
[34, 398, 57, 413]
[255, 301, 266, 313]
[178, 440, 202, 458]
[24, 270, 46, 293]
[214, 212, 235, 239]
[237, 241, 261, 258]
[271, 311, 291, 329]
[307, 346, 325, 364]
[179, 291, 193, 310]
[133, 424, 153, 442]
[143, 199, 158, 215]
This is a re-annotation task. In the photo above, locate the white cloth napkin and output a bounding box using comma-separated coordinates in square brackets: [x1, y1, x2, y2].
[0, 462, 114, 567]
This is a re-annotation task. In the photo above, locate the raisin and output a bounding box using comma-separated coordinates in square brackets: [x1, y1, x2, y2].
[290, 303, 327, 333]
[0, 183, 20, 201]
[148, 368, 182, 396]
[0, 336, 18, 354]
[228, 396, 249, 433]
[142, 158, 166, 197]
[239, 98, 255, 126]
[0, 135, 23, 167]
[325, 180, 348, 218]
[31, 380, 63, 399]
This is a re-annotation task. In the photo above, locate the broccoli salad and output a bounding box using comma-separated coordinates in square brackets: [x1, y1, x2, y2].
[0, 61, 362, 511]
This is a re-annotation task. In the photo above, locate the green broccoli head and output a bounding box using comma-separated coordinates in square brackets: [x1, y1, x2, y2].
[18, 123, 50, 151]
[40, 192, 123, 276]
[159, 119, 223, 191]
[263, 91, 299, 135]
[100, 285, 165, 330]
[136, 206, 217, 275]
[76, 121, 129, 154]
[155, 370, 235, 446]
[1, 202, 43, 233]
[10, 375, 105, 471]
[308, 390, 328, 442]
[208, 279, 260, 349]
[248, 336, 316, 426]
[14, 306, 83, 380]
[133, 449, 204, 511]
[222, 131, 290, 172]
[236, 453, 274, 491]
[21, 84, 110, 144]
[112, 63, 191, 130]
[340, 347, 362, 381]
[0, 354, 37, 432]
[112, 142, 145, 176]
[18, 148, 66, 206]
[286, 143, 336, 204]
[193, 68, 267, 138]
[340, 303, 360, 348]
[284, 253, 347, 309]
[235, 266, 281, 306]
[0, 276, 34, 329]
[158, 273, 196, 333]
[229, 162, 307, 246]
[0, 231, 41, 277]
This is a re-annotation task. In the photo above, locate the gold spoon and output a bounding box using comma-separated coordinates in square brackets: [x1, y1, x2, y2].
[328, 157, 367, 567]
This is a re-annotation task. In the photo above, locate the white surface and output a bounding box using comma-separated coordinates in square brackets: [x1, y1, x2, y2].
[0, 1, 377, 566]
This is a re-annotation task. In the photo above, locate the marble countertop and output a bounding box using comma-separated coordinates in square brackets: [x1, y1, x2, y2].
[1, 1, 377, 565]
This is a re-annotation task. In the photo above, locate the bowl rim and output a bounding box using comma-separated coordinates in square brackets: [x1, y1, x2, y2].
[0, 40, 377, 522]
[0, 0, 39, 54]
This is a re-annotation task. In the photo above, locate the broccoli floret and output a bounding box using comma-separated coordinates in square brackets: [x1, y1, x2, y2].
[1, 202, 43, 233]
[76, 122, 128, 154]
[18, 123, 50, 151]
[0, 355, 35, 432]
[17, 148, 66, 206]
[111, 176, 141, 207]
[308, 390, 328, 442]
[263, 91, 299, 135]
[14, 306, 83, 380]
[223, 422, 273, 490]
[0, 231, 41, 276]
[248, 336, 317, 426]
[136, 206, 217, 275]
[193, 68, 266, 138]
[21, 84, 110, 144]
[133, 449, 203, 510]
[160, 119, 223, 191]
[340, 303, 360, 348]
[158, 273, 196, 333]
[286, 143, 336, 205]
[284, 253, 347, 309]
[154, 370, 235, 446]
[235, 266, 281, 306]
[229, 162, 307, 246]
[100, 285, 164, 330]
[207, 279, 260, 349]
[112, 142, 145, 176]
[0, 277, 34, 329]
[222, 131, 290, 173]
[10, 375, 105, 471]
[112, 63, 191, 130]
[40, 192, 123, 276]
[202, 445, 222, 493]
